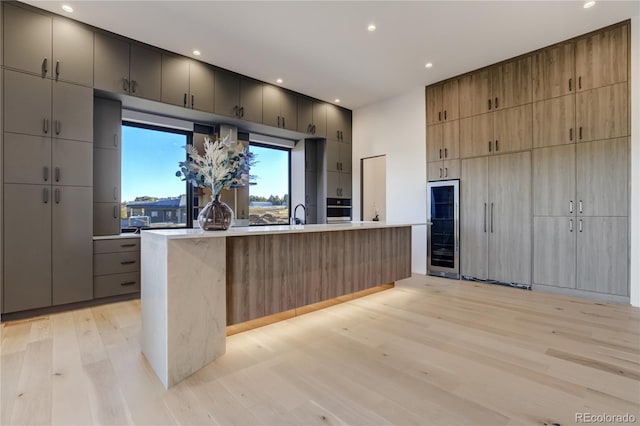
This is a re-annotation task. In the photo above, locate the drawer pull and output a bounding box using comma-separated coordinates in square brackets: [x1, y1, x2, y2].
[120, 260, 137, 265]
[120, 243, 137, 248]
[120, 281, 137, 286]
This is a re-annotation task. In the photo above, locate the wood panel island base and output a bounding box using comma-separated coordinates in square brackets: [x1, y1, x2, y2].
[141, 223, 414, 388]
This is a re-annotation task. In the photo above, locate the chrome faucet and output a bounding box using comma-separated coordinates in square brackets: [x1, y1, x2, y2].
[291, 203, 306, 225]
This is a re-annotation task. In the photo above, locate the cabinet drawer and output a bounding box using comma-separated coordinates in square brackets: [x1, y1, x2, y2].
[94, 252, 140, 275]
[94, 238, 140, 254]
[94, 272, 140, 298]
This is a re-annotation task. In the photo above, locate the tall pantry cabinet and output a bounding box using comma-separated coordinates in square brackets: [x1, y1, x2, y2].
[2, 2, 94, 313]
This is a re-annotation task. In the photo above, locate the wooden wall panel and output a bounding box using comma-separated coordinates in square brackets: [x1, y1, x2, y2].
[226, 236, 265, 324]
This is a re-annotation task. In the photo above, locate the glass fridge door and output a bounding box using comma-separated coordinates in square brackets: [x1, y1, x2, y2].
[430, 185, 455, 268]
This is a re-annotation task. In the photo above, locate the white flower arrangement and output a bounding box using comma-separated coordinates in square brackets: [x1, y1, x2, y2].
[176, 135, 255, 196]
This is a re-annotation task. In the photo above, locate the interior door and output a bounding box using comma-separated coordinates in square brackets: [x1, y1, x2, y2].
[460, 156, 488, 279]
[362, 156, 386, 222]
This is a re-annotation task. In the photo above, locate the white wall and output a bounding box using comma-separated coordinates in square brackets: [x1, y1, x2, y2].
[353, 87, 427, 274]
[630, 16, 639, 307]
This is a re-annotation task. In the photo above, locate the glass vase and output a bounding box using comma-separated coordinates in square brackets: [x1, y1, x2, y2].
[197, 193, 233, 231]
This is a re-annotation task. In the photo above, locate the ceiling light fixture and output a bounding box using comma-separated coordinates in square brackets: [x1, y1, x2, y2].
[425, 62, 433, 69]
[193, 50, 201, 56]
[276, 78, 283, 84]
[368, 24, 376, 32]
[583, 1, 596, 8]
[61, 4, 73, 13]
[334, 99, 341, 103]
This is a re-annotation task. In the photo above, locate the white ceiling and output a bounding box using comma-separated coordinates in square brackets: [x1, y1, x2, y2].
[23, 0, 639, 110]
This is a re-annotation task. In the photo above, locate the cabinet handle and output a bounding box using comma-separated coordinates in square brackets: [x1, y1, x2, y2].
[120, 260, 137, 265]
[488, 99, 492, 110]
[131, 80, 137, 94]
[312, 125, 316, 134]
[43, 188, 49, 204]
[578, 76, 582, 90]
[113, 186, 118, 201]
[495, 140, 499, 151]
[114, 134, 119, 147]
[55, 60, 60, 79]
[483, 203, 487, 233]
[579, 200, 583, 214]
[120, 243, 137, 248]
[495, 97, 498, 109]
[569, 218, 573, 232]
[55, 120, 61, 135]
[282, 117, 286, 128]
[579, 219, 583, 233]
[234, 105, 239, 117]
[123, 78, 130, 93]
[488, 141, 492, 152]
[569, 78, 572, 92]
[439, 149, 442, 159]
[43, 118, 49, 134]
[183, 93, 187, 107]
[444, 167, 448, 178]
[337, 162, 340, 171]
[444, 110, 447, 120]
[55, 188, 61, 204]
[438, 111, 442, 121]
[43, 166, 49, 182]
[55, 167, 61, 183]
[570, 128, 573, 141]
[490, 202, 494, 233]
[42, 57, 48, 76]
[439, 168, 442, 178]
[239, 106, 244, 118]
[569, 200, 573, 214]
[278, 116, 281, 127]
[444, 148, 448, 158]
[191, 95, 194, 109]
[579, 127, 583, 140]
[120, 281, 137, 286]
[113, 205, 119, 219]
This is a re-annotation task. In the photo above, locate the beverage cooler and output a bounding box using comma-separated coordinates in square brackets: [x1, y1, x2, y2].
[427, 180, 460, 279]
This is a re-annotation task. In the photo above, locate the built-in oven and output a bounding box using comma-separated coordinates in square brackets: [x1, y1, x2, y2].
[427, 180, 460, 279]
[326, 198, 351, 223]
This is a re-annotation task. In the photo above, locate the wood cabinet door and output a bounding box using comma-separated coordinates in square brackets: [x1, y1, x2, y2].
[296, 233, 323, 306]
[488, 151, 531, 285]
[262, 84, 281, 128]
[321, 231, 347, 299]
[576, 137, 628, 217]
[239, 77, 263, 123]
[533, 94, 575, 148]
[427, 161, 444, 181]
[3, 3, 51, 77]
[442, 79, 459, 121]
[426, 84, 443, 125]
[52, 139, 93, 187]
[214, 69, 239, 118]
[576, 82, 629, 143]
[52, 186, 93, 305]
[577, 217, 628, 296]
[442, 120, 459, 160]
[492, 104, 533, 154]
[532, 42, 575, 101]
[492, 56, 532, 110]
[312, 101, 327, 138]
[4, 70, 51, 137]
[52, 80, 93, 142]
[226, 236, 266, 324]
[532, 144, 575, 217]
[297, 96, 313, 134]
[93, 147, 120, 203]
[576, 24, 628, 91]
[3, 133, 51, 185]
[93, 97, 122, 150]
[94, 32, 130, 94]
[3, 183, 52, 313]
[459, 113, 493, 158]
[533, 216, 576, 288]
[52, 17, 94, 87]
[130, 44, 162, 102]
[264, 234, 297, 315]
[443, 159, 460, 180]
[93, 202, 121, 236]
[460, 156, 488, 279]
[459, 68, 491, 118]
[426, 124, 443, 162]
[188, 61, 214, 113]
[161, 53, 190, 108]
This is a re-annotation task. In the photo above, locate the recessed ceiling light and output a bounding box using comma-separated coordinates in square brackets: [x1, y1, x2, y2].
[583, 1, 596, 8]
[368, 24, 376, 32]
[193, 50, 201, 56]
[334, 99, 341, 103]
[276, 78, 283, 84]
[425, 62, 433, 68]
[61, 4, 73, 13]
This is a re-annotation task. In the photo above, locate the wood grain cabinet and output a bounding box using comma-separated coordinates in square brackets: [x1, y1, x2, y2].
[576, 82, 628, 143]
[459, 112, 493, 158]
[576, 24, 628, 92]
[214, 69, 263, 123]
[532, 42, 575, 101]
[426, 80, 459, 124]
[297, 97, 327, 137]
[459, 69, 492, 118]
[263, 85, 297, 130]
[3, 3, 93, 86]
[161, 54, 214, 112]
[326, 104, 352, 143]
[492, 104, 533, 154]
[533, 94, 576, 148]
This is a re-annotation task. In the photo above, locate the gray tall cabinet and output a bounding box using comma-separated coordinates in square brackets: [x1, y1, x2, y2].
[2, 2, 94, 313]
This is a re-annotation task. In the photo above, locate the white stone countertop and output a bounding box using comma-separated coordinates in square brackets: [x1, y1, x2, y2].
[93, 233, 141, 240]
[142, 221, 425, 240]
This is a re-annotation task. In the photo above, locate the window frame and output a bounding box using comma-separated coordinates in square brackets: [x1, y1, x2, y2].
[248, 142, 292, 227]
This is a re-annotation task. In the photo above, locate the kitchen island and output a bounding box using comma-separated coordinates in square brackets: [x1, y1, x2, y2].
[141, 222, 416, 388]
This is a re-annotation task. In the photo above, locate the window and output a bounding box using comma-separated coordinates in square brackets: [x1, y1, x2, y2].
[248, 144, 290, 225]
[121, 123, 190, 230]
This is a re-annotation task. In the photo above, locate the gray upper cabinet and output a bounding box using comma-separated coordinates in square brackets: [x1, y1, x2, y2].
[94, 97, 122, 150]
[53, 139, 93, 187]
[326, 104, 351, 143]
[326, 171, 351, 199]
[214, 68, 239, 118]
[263, 85, 297, 130]
[3, 3, 52, 77]
[52, 186, 93, 304]
[325, 139, 351, 173]
[52, 17, 94, 87]
[189, 60, 215, 113]
[4, 69, 51, 137]
[130, 43, 162, 102]
[94, 32, 130, 95]
[240, 77, 263, 123]
[161, 53, 190, 108]
[52, 80, 93, 142]
[312, 102, 327, 138]
[298, 97, 327, 136]
[94, 148, 120, 203]
[3, 134, 51, 185]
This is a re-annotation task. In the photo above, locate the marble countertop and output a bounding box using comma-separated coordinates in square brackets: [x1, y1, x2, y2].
[142, 221, 424, 240]
[93, 233, 141, 240]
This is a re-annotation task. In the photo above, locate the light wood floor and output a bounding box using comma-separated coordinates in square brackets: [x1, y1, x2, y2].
[2, 275, 639, 425]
